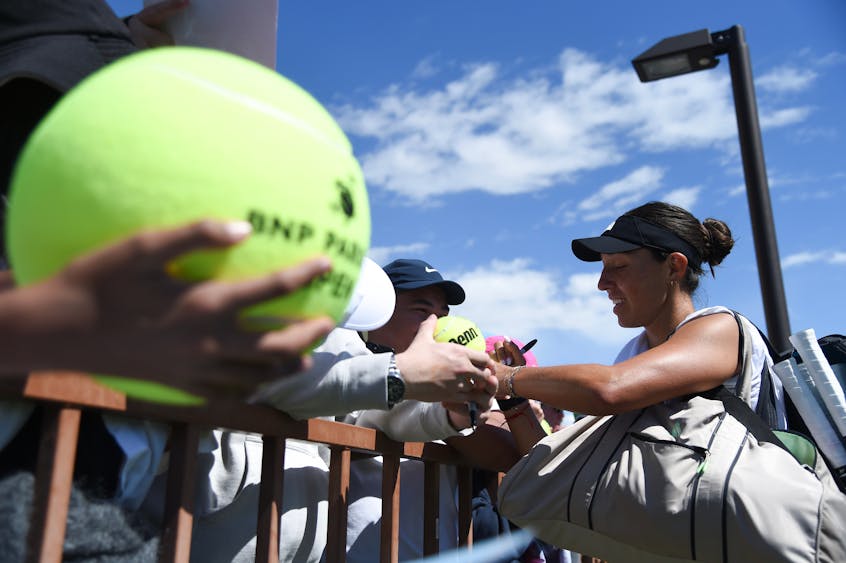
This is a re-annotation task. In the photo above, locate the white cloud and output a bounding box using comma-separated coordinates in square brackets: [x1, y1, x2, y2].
[411, 56, 439, 79]
[782, 250, 846, 269]
[577, 166, 664, 221]
[728, 183, 746, 197]
[335, 48, 811, 203]
[782, 252, 822, 268]
[756, 66, 817, 93]
[759, 106, 813, 128]
[556, 176, 699, 225]
[626, 72, 737, 151]
[817, 51, 846, 67]
[662, 186, 701, 211]
[368, 242, 430, 265]
[453, 258, 631, 347]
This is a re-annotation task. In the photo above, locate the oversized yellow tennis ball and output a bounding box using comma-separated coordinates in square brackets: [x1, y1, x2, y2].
[5, 47, 371, 404]
[433, 315, 486, 351]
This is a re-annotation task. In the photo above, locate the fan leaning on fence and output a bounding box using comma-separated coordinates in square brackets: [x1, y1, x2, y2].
[488, 201, 846, 563]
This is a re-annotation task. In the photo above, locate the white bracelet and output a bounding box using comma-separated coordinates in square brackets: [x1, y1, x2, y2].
[506, 365, 525, 398]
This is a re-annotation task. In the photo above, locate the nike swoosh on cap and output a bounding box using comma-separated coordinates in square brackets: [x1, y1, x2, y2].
[424, 267, 438, 273]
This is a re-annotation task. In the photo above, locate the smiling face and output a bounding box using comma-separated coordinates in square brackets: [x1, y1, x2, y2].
[367, 285, 449, 353]
[597, 248, 673, 330]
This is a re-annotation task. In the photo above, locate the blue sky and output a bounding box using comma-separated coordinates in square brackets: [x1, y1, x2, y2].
[111, 0, 846, 367]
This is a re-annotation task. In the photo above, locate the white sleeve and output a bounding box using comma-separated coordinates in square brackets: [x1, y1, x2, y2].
[344, 401, 460, 443]
[250, 328, 391, 420]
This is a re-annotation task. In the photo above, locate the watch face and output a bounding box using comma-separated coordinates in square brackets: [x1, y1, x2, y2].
[387, 375, 405, 405]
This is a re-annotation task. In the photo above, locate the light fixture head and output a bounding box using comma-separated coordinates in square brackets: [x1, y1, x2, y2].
[632, 29, 720, 82]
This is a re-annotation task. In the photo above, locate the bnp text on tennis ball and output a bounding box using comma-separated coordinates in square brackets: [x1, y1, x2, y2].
[246, 208, 364, 301]
[246, 209, 366, 266]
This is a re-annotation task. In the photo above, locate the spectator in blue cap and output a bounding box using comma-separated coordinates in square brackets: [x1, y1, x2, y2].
[363, 258, 465, 353]
[341, 257, 496, 562]
[164, 257, 497, 562]
[382, 258, 466, 301]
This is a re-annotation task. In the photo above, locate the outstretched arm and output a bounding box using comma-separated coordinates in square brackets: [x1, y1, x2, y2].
[0, 220, 335, 399]
[494, 313, 741, 415]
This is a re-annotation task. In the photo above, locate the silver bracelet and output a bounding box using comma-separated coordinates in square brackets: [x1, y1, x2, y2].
[506, 365, 525, 398]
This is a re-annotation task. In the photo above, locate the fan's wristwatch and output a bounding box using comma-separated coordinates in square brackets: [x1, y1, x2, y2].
[386, 353, 406, 408]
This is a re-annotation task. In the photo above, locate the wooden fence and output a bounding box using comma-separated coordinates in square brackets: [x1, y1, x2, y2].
[0, 372, 497, 563]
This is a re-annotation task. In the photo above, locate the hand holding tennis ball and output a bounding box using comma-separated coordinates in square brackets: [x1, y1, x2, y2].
[6, 48, 371, 403]
[392, 315, 495, 405]
[21, 222, 335, 404]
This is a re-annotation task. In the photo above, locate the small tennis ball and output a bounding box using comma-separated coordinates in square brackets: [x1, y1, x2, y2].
[433, 315, 486, 352]
[6, 47, 371, 404]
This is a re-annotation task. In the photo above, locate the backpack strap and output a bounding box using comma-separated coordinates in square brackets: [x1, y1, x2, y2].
[755, 356, 779, 429]
[731, 311, 780, 428]
[735, 312, 815, 435]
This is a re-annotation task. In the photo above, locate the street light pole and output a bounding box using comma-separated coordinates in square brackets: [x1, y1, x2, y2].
[715, 26, 792, 356]
[632, 25, 792, 355]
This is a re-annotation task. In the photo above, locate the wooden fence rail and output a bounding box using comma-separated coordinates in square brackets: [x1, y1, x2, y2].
[0, 372, 495, 563]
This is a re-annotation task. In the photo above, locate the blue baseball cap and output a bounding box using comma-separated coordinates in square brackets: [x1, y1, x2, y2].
[381, 258, 465, 305]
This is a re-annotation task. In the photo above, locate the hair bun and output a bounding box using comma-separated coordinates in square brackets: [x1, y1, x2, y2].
[702, 218, 734, 266]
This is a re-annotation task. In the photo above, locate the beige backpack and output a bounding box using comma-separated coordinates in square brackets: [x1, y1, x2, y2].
[498, 314, 846, 562]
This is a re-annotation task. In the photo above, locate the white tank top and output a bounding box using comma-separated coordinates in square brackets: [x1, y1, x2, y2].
[614, 306, 786, 427]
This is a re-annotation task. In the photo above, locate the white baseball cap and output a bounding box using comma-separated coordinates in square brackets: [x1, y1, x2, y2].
[339, 257, 396, 331]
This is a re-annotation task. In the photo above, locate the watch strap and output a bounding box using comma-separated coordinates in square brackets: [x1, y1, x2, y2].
[386, 353, 405, 408]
